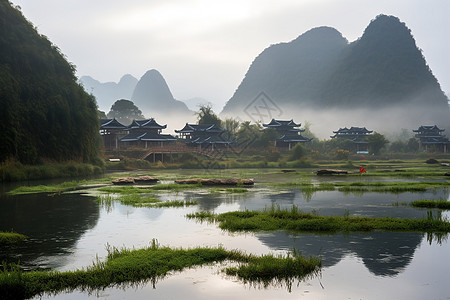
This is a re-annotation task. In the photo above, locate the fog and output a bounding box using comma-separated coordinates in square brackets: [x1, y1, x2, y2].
[219, 99, 450, 141]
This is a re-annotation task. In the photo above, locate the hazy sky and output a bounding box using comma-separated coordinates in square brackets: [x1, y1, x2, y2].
[10, 0, 450, 110]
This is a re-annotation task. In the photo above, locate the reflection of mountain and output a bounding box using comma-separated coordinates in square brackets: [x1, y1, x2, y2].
[186, 192, 248, 211]
[258, 230, 422, 276]
[0, 193, 99, 270]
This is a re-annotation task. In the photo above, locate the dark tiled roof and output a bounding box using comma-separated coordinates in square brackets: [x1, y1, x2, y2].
[331, 126, 373, 139]
[120, 131, 176, 142]
[263, 119, 301, 128]
[128, 118, 167, 130]
[175, 123, 224, 133]
[190, 135, 232, 144]
[413, 125, 445, 133]
[100, 118, 127, 129]
[277, 134, 312, 143]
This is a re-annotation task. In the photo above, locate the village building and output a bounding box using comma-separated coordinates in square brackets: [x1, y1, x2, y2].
[120, 118, 177, 148]
[262, 119, 312, 150]
[413, 125, 450, 152]
[330, 127, 373, 153]
[100, 118, 128, 149]
[175, 123, 232, 150]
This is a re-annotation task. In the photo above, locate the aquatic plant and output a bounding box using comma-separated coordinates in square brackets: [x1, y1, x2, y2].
[209, 188, 249, 194]
[151, 200, 197, 208]
[0, 242, 321, 299]
[187, 205, 450, 234]
[8, 180, 86, 195]
[0, 231, 27, 245]
[410, 200, 450, 210]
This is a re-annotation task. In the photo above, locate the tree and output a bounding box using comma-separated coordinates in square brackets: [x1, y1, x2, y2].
[288, 143, 307, 161]
[223, 118, 240, 140]
[236, 121, 262, 147]
[367, 132, 389, 155]
[196, 104, 222, 127]
[0, 2, 101, 164]
[406, 137, 419, 152]
[107, 99, 145, 125]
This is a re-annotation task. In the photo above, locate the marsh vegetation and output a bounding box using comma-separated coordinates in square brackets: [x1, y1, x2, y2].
[0, 241, 321, 299]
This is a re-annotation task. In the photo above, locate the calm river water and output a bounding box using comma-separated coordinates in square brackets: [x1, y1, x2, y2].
[1, 172, 449, 299]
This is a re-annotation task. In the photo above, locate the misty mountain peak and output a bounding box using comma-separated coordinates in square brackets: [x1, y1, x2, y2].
[131, 69, 191, 116]
[221, 14, 450, 130]
[291, 26, 348, 46]
[118, 74, 138, 86]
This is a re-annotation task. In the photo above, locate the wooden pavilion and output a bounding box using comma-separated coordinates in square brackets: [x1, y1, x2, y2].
[413, 125, 450, 152]
[262, 119, 312, 150]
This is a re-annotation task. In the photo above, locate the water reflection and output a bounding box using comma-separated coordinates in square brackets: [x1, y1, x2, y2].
[257, 230, 422, 277]
[0, 193, 99, 270]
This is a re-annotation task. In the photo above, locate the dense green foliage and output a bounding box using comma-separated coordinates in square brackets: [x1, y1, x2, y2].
[188, 205, 450, 233]
[0, 1, 100, 164]
[0, 231, 27, 245]
[106, 99, 145, 125]
[0, 243, 321, 299]
[0, 161, 104, 182]
[410, 200, 450, 210]
[196, 104, 222, 126]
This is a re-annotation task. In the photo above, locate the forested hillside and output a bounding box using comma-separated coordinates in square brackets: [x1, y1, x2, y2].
[0, 1, 100, 164]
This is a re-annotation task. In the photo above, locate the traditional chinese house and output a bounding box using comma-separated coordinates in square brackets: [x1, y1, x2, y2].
[330, 127, 373, 153]
[262, 119, 312, 150]
[120, 118, 176, 148]
[413, 125, 450, 152]
[175, 123, 232, 150]
[100, 118, 127, 149]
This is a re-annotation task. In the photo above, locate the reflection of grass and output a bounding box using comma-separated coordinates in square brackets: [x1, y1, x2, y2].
[187, 205, 450, 233]
[411, 200, 450, 209]
[0, 241, 321, 299]
[0, 231, 27, 245]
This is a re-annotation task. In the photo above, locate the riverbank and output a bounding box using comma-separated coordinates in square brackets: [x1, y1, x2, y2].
[0, 161, 104, 182]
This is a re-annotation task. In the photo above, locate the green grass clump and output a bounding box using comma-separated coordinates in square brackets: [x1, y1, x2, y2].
[0, 242, 321, 299]
[224, 250, 321, 291]
[411, 200, 450, 209]
[119, 194, 161, 207]
[0, 232, 27, 245]
[271, 181, 450, 194]
[97, 186, 151, 194]
[149, 183, 202, 191]
[187, 205, 450, 234]
[8, 181, 85, 195]
[210, 188, 249, 194]
[151, 200, 197, 208]
[97, 194, 197, 208]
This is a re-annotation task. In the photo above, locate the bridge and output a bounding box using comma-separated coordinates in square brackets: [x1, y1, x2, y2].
[140, 144, 222, 162]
